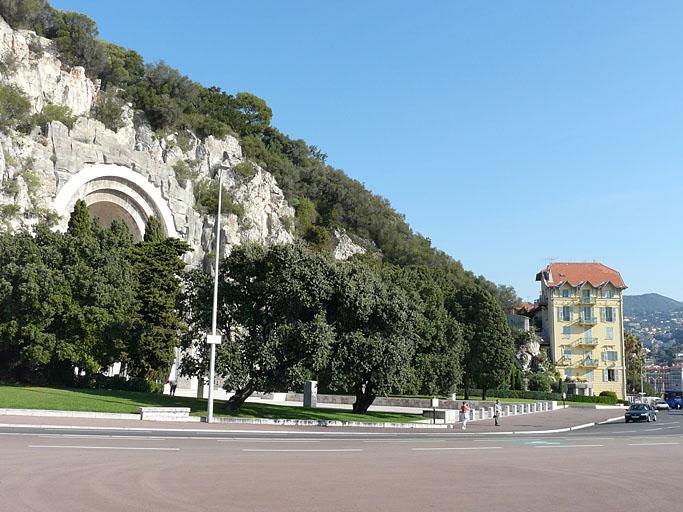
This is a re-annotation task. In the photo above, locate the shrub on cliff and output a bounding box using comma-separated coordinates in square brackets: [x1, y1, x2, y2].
[92, 89, 125, 131]
[0, 83, 31, 133]
[193, 179, 245, 218]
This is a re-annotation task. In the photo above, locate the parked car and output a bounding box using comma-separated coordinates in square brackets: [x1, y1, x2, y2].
[625, 403, 657, 423]
[654, 399, 670, 411]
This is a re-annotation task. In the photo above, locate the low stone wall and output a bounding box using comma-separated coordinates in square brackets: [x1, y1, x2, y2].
[423, 401, 558, 424]
[139, 407, 191, 422]
[258, 392, 529, 410]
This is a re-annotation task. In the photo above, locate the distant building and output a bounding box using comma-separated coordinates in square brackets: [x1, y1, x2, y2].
[533, 262, 627, 399]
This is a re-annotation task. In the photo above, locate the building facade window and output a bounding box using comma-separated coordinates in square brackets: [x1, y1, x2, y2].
[565, 369, 573, 378]
[586, 370, 594, 381]
[581, 306, 593, 322]
[560, 306, 572, 322]
[606, 327, 614, 340]
[604, 369, 618, 382]
[582, 289, 591, 302]
[561, 288, 571, 298]
[562, 326, 571, 339]
[602, 288, 614, 298]
[563, 348, 572, 360]
[602, 307, 615, 322]
[602, 351, 618, 362]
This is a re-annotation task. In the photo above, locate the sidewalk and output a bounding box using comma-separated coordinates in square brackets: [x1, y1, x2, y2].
[0, 407, 623, 434]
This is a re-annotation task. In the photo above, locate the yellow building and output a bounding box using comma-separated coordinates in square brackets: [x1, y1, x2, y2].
[535, 262, 627, 399]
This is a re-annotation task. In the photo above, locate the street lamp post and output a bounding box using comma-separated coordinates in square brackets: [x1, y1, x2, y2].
[206, 168, 224, 423]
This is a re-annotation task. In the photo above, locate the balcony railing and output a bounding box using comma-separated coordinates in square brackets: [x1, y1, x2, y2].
[578, 316, 598, 325]
[577, 337, 599, 347]
[580, 296, 596, 304]
[556, 356, 573, 367]
[579, 358, 600, 368]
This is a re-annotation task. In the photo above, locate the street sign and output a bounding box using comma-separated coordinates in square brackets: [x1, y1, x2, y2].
[206, 334, 222, 345]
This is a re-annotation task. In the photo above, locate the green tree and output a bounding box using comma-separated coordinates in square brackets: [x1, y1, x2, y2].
[180, 243, 335, 411]
[389, 265, 464, 395]
[143, 216, 165, 243]
[0, 83, 31, 133]
[527, 372, 551, 392]
[51, 10, 106, 77]
[625, 331, 645, 393]
[451, 284, 515, 399]
[127, 219, 190, 380]
[327, 260, 418, 413]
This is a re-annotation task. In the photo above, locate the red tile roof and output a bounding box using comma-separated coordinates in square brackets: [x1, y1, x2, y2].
[536, 262, 626, 289]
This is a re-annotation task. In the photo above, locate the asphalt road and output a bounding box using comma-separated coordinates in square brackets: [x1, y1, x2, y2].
[1, 411, 682, 512]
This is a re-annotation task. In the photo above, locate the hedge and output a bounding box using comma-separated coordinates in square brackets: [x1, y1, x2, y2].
[465, 388, 617, 405]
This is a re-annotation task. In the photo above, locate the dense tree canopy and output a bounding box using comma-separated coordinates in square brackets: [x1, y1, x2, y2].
[0, 203, 190, 385]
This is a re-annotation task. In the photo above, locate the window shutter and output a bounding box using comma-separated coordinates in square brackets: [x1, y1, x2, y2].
[600, 308, 605, 321]
[615, 370, 619, 382]
[603, 369, 608, 381]
[557, 307, 561, 321]
[570, 309, 573, 321]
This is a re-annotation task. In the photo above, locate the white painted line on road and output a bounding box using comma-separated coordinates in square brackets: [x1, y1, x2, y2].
[628, 442, 680, 447]
[412, 446, 502, 451]
[363, 439, 445, 443]
[612, 430, 637, 434]
[242, 448, 362, 453]
[534, 444, 603, 449]
[217, 439, 320, 443]
[28, 445, 179, 451]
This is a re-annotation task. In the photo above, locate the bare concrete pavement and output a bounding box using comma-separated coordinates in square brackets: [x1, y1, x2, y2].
[0, 407, 625, 435]
[1, 414, 682, 512]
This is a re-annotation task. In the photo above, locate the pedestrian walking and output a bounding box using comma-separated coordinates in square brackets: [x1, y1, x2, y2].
[168, 378, 177, 396]
[460, 401, 470, 430]
[494, 399, 502, 426]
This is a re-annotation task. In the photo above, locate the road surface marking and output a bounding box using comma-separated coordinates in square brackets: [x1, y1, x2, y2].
[411, 446, 502, 451]
[612, 430, 637, 434]
[627, 442, 680, 447]
[218, 439, 320, 443]
[534, 444, 603, 449]
[28, 444, 179, 451]
[242, 448, 362, 452]
[363, 439, 445, 443]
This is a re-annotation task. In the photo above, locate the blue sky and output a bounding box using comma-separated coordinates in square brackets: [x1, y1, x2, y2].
[51, 1, 683, 301]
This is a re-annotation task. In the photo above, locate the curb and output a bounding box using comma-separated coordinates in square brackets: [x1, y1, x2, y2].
[0, 417, 625, 436]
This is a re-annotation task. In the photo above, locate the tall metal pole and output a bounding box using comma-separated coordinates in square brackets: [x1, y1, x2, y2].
[207, 169, 223, 423]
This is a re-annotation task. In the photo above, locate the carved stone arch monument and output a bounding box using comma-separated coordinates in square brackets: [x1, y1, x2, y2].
[53, 164, 177, 239]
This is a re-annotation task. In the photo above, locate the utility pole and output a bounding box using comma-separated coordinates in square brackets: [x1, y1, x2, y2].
[206, 168, 224, 423]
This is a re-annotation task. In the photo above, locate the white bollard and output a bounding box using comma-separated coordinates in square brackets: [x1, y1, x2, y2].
[531, 403, 537, 413]
[505, 405, 510, 416]
[488, 406, 494, 419]
[512, 405, 518, 415]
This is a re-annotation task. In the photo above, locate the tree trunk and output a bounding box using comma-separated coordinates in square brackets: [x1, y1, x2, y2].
[463, 374, 470, 400]
[352, 382, 376, 414]
[224, 381, 256, 412]
[482, 383, 488, 401]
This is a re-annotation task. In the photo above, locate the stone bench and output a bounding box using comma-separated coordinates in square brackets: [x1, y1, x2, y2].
[139, 407, 191, 421]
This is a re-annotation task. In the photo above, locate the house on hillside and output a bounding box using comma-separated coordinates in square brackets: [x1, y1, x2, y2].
[532, 262, 628, 399]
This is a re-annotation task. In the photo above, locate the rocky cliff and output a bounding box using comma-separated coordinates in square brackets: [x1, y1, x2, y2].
[0, 15, 303, 266]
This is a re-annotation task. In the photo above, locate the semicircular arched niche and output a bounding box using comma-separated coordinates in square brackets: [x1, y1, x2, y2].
[53, 164, 178, 240]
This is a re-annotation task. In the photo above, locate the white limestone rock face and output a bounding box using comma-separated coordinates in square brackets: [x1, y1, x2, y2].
[0, 16, 294, 265]
[0, 17, 97, 115]
[515, 331, 544, 373]
[331, 229, 366, 260]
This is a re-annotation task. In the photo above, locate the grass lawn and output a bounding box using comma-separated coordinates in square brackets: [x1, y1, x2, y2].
[0, 385, 423, 423]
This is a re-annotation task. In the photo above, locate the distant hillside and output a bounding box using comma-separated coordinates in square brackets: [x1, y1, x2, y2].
[624, 293, 683, 316]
